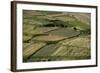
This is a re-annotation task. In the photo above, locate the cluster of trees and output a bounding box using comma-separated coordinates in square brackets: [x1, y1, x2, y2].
[43, 19, 67, 27]
[42, 19, 90, 34]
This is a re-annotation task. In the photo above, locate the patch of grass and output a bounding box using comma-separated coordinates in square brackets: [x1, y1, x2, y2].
[23, 42, 46, 61]
[23, 35, 32, 42]
[48, 28, 80, 37]
[31, 44, 59, 57]
[32, 35, 66, 42]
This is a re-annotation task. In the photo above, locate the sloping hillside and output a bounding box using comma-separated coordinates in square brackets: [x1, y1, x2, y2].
[23, 10, 91, 62]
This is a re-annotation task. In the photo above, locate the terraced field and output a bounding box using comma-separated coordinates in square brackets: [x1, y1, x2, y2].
[23, 10, 91, 62]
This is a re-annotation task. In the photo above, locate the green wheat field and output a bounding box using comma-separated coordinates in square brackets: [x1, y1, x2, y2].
[23, 10, 91, 62]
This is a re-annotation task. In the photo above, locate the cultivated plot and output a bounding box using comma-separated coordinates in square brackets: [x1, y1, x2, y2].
[23, 10, 91, 62]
